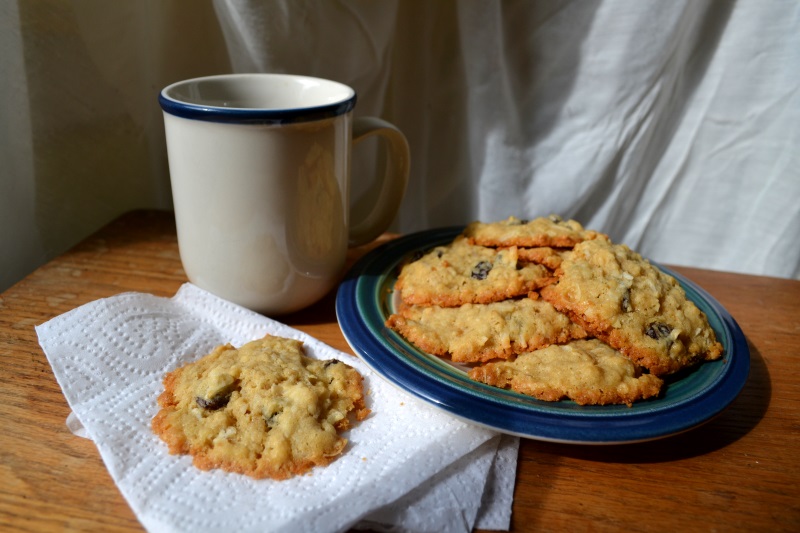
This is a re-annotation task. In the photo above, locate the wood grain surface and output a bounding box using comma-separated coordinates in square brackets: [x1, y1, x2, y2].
[1, 210, 798, 532]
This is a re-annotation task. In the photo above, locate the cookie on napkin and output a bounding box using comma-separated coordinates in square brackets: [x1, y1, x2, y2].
[152, 334, 370, 480]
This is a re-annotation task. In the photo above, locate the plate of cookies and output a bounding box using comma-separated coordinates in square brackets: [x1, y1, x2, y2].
[336, 216, 750, 444]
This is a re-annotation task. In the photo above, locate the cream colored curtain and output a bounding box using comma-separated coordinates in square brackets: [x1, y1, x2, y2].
[3, 0, 798, 292]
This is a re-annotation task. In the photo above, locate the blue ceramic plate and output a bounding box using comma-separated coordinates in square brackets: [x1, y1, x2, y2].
[335, 227, 750, 444]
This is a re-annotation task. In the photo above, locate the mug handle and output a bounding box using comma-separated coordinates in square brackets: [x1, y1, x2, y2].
[349, 117, 410, 246]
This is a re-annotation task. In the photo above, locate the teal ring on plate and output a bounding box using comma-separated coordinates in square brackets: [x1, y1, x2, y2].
[335, 227, 750, 443]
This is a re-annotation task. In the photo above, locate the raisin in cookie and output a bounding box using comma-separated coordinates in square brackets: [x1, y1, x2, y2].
[395, 235, 553, 307]
[386, 297, 587, 363]
[463, 215, 607, 248]
[151, 335, 370, 480]
[468, 339, 663, 406]
[540, 239, 723, 376]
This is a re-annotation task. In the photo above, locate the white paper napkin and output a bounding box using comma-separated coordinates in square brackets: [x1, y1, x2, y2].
[36, 283, 518, 532]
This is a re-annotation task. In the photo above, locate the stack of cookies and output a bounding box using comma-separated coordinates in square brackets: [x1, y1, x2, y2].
[386, 215, 723, 407]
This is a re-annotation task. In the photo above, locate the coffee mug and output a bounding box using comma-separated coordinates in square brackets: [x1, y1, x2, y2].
[159, 73, 409, 314]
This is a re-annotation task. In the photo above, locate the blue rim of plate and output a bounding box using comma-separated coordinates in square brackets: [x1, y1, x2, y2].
[335, 227, 750, 444]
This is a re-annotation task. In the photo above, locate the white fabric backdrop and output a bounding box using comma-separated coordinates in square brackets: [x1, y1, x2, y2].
[3, 0, 799, 293]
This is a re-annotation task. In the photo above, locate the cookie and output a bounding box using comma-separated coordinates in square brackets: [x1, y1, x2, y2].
[395, 235, 553, 307]
[515, 246, 571, 271]
[463, 215, 607, 248]
[468, 339, 664, 406]
[540, 239, 723, 375]
[151, 335, 370, 480]
[386, 297, 587, 363]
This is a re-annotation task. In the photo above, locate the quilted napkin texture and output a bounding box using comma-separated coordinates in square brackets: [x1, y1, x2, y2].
[36, 283, 517, 533]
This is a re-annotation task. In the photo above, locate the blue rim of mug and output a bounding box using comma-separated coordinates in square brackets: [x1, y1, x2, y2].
[159, 74, 357, 125]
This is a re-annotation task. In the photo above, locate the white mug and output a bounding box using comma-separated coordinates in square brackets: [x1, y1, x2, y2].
[159, 73, 409, 315]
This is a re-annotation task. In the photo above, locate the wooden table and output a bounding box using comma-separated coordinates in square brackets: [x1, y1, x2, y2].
[2, 210, 798, 532]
